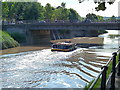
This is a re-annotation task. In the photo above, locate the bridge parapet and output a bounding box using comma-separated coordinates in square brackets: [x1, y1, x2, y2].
[2, 22, 120, 31]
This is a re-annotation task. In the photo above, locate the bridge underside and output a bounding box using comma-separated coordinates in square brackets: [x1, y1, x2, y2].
[28, 30, 51, 46]
[27, 30, 99, 46]
[50, 30, 99, 40]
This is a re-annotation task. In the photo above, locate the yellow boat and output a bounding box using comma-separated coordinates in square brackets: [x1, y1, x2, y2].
[51, 42, 76, 52]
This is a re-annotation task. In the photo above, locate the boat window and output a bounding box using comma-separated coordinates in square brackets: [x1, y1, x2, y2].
[53, 45, 58, 48]
[65, 45, 70, 49]
[53, 44, 73, 49]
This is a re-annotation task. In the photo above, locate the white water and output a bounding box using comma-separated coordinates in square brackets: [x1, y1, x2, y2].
[0, 30, 119, 88]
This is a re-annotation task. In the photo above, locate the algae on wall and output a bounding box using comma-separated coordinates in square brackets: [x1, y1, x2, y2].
[0, 30, 20, 50]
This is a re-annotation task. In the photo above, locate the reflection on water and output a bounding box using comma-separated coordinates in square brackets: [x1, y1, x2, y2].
[0, 30, 119, 88]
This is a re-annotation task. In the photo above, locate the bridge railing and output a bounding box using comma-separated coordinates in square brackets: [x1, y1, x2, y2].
[89, 47, 120, 90]
[2, 20, 82, 25]
[2, 20, 120, 25]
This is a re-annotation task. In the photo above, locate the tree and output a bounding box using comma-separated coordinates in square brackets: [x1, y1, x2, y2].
[52, 2, 70, 20]
[44, 3, 53, 20]
[110, 15, 116, 22]
[78, 0, 116, 11]
[2, 2, 9, 20]
[95, 2, 106, 11]
[7, 2, 16, 20]
[68, 8, 81, 21]
[86, 13, 98, 22]
[60, 3, 69, 20]
[105, 15, 117, 22]
[61, 2, 66, 8]
[96, 15, 104, 22]
[23, 2, 44, 20]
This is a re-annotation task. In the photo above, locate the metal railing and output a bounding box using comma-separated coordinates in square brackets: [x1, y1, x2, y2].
[2, 20, 119, 25]
[89, 47, 120, 90]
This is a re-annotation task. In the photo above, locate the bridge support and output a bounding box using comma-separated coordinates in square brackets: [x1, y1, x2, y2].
[27, 30, 51, 46]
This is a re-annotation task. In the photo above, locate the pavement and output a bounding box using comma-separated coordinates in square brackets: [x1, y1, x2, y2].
[106, 68, 120, 89]
[115, 75, 120, 89]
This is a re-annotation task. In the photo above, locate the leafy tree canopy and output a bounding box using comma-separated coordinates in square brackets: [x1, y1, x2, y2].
[78, 0, 116, 11]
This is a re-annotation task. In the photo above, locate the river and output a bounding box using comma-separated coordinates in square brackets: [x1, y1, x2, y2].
[0, 30, 119, 88]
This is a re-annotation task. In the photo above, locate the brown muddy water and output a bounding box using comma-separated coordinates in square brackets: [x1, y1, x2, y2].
[0, 30, 119, 88]
[0, 46, 50, 55]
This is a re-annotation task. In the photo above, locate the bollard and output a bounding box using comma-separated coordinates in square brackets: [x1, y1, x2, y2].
[101, 66, 108, 90]
[110, 52, 117, 90]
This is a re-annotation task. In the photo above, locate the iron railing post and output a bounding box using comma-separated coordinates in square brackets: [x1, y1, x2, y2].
[101, 66, 108, 90]
[117, 47, 120, 76]
[110, 52, 117, 90]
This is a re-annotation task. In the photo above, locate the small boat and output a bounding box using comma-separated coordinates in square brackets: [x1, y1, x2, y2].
[51, 42, 76, 51]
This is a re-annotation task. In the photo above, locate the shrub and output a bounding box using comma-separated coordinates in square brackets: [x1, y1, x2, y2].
[0, 30, 20, 49]
[10, 32, 26, 43]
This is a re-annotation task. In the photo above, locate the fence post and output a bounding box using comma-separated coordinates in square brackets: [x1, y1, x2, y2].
[110, 52, 117, 90]
[117, 47, 120, 76]
[101, 66, 108, 90]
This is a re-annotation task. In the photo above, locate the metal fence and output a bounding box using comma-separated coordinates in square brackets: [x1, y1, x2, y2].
[89, 46, 120, 90]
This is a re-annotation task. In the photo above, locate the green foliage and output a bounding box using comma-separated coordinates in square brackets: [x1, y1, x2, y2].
[69, 8, 81, 21]
[110, 15, 116, 21]
[85, 54, 119, 89]
[2, 2, 82, 21]
[94, 1, 115, 11]
[0, 30, 19, 49]
[96, 15, 104, 22]
[23, 2, 44, 20]
[2, 2, 45, 21]
[2, 2, 9, 20]
[86, 13, 98, 22]
[95, 2, 106, 11]
[44, 3, 53, 20]
[105, 16, 117, 22]
[98, 30, 108, 35]
[10, 32, 26, 43]
[51, 2, 71, 20]
[84, 80, 94, 90]
[108, 34, 120, 38]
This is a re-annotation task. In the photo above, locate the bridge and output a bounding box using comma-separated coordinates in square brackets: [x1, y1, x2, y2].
[2, 22, 120, 45]
[2, 22, 120, 30]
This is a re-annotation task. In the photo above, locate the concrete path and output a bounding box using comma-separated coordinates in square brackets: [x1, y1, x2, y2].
[115, 75, 120, 89]
[106, 68, 120, 89]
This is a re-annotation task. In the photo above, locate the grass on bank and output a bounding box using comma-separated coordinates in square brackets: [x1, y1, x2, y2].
[108, 34, 120, 38]
[0, 30, 20, 50]
[84, 53, 119, 89]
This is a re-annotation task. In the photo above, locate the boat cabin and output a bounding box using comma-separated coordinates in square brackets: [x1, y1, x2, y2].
[51, 42, 76, 51]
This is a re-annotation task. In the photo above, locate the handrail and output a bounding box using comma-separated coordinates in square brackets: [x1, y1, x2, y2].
[88, 47, 120, 90]
[89, 56, 113, 89]
[106, 60, 120, 86]
[89, 69, 103, 89]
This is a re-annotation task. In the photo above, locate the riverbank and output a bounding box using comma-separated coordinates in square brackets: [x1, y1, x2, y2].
[0, 46, 50, 55]
[1, 37, 104, 55]
[0, 30, 19, 50]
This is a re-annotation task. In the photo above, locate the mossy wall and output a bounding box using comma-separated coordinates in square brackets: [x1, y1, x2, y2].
[0, 30, 20, 50]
